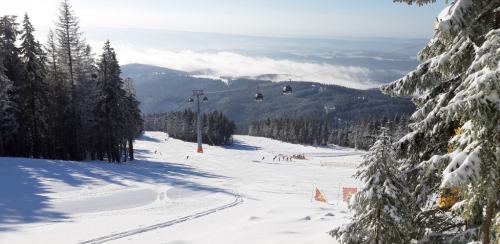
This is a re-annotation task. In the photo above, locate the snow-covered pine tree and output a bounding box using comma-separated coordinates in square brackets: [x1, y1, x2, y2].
[44, 28, 69, 160]
[0, 15, 24, 157]
[0, 34, 17, 156]
[322, 119, 328, 145]
[381, 0, 500, 243]
[20, 13, 47, 159]
[330, 127, 412, 243]
[75, 43, 98, 160]
[96, 40, 124, 163]
[55, 0, 86, 160]
[122, 77, 141, 161]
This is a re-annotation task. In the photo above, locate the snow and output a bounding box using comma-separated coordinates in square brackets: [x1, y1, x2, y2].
[0, 131, 363, 244]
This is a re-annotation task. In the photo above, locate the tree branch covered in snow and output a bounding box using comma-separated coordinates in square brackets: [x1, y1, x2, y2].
[374, 0, 500, 243]
[331, 128, 412, 243]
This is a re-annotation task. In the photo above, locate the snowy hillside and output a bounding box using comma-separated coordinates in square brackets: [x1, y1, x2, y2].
[1, 132, 363, 244]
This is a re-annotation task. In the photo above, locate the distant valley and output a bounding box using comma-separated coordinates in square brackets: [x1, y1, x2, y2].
[123, 64, 415, 133]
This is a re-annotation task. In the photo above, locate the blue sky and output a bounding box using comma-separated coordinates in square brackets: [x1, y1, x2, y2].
[8, 0, 448, 38]
[6, 0, 449, 88]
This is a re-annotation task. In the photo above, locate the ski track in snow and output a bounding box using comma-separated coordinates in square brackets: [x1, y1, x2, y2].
[78, 188, 243, 244]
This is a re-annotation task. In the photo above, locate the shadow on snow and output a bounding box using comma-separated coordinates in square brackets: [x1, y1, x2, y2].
[0, 155, 231, 231]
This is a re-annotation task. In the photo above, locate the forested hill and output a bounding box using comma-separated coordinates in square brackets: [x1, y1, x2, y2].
[123, 64, 415, 132]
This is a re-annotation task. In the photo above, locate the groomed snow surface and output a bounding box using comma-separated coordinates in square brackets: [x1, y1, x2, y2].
[1, 132, 363, 244]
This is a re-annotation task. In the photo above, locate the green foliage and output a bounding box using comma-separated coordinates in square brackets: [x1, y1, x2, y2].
[374, 0, 500, 243]
[331, 128, 412, 243]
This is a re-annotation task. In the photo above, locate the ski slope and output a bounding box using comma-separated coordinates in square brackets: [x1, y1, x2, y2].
[0, 131, 363, 244]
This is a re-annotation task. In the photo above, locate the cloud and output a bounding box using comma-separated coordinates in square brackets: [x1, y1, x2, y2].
[88, 42, 381, 90]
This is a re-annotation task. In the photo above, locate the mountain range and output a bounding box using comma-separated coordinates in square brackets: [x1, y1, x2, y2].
[122, 63, 415, 133]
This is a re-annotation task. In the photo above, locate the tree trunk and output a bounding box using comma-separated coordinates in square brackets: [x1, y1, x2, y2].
[90, 135, 95, 161]
[124, 141, 127, 162]
[31, 79, 40, 159]
[482, 197, 494, 244]
[128, 137, 134, 160]
[0, 125, 3, 156]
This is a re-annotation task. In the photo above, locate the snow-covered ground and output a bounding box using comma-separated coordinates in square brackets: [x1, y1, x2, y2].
[0, 132, 364, 244]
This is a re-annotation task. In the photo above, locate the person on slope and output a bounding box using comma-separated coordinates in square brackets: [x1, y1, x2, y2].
[262, 157, 265, 160]
[186, 156, 189, 160]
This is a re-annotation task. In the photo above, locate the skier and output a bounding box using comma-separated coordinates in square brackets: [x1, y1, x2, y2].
[155, 150, 157, 154]
[186, 156, 189, 160]
[262, 157, 265, 160]
[273, 157, 275, 161]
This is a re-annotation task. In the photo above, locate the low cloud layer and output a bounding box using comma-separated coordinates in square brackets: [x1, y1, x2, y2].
[90, 42, 383, 90]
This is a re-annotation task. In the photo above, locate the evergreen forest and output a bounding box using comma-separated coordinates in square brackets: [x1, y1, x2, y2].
[0, 1, 142, 163]
[248, 114, 410, 151]
[142, 109, 236, 146]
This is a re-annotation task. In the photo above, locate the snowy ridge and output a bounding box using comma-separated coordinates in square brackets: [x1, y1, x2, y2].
[79, 188, 243, 244]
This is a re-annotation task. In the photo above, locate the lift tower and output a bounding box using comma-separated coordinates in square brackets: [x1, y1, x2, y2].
[191, 90, 205, 153]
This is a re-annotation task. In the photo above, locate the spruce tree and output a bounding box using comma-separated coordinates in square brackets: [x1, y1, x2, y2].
[0, 15, 24, 157]
[0, 35, 17, 156]
[380, 0, 500, 243]
[96, 40, 124, 163]
[20, 13, 46, 159]
[44, 28, 69, 160]
[55, 0, 84, 160]
[331, 127, 412, 243]
[122, 77, 141, 160]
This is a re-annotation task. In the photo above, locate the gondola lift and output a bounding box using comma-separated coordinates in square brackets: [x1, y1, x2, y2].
[283, 79, 292, 95]
[188, 98, 194, 103]
[203, 96, 208, 102]
[254, 86, 264, 101]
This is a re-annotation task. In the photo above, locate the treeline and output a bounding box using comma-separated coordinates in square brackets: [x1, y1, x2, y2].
[248, 114, 410, 150]
[249, 118, 328, 146]
[0, 1, 141, 162]
[143, 109, 236, 146]
[326, 114, 410, 150]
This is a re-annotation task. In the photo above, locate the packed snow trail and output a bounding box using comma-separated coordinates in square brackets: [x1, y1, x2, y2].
[79, 188, 243, 244]
[0, 132, 362, 244]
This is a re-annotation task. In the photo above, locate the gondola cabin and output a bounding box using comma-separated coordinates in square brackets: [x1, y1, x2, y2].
[283, 85, 292, 94]
[254, 92, 264, 101]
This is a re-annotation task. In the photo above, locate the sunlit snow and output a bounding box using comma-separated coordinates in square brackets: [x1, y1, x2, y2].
[0, 131, 363, 244]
